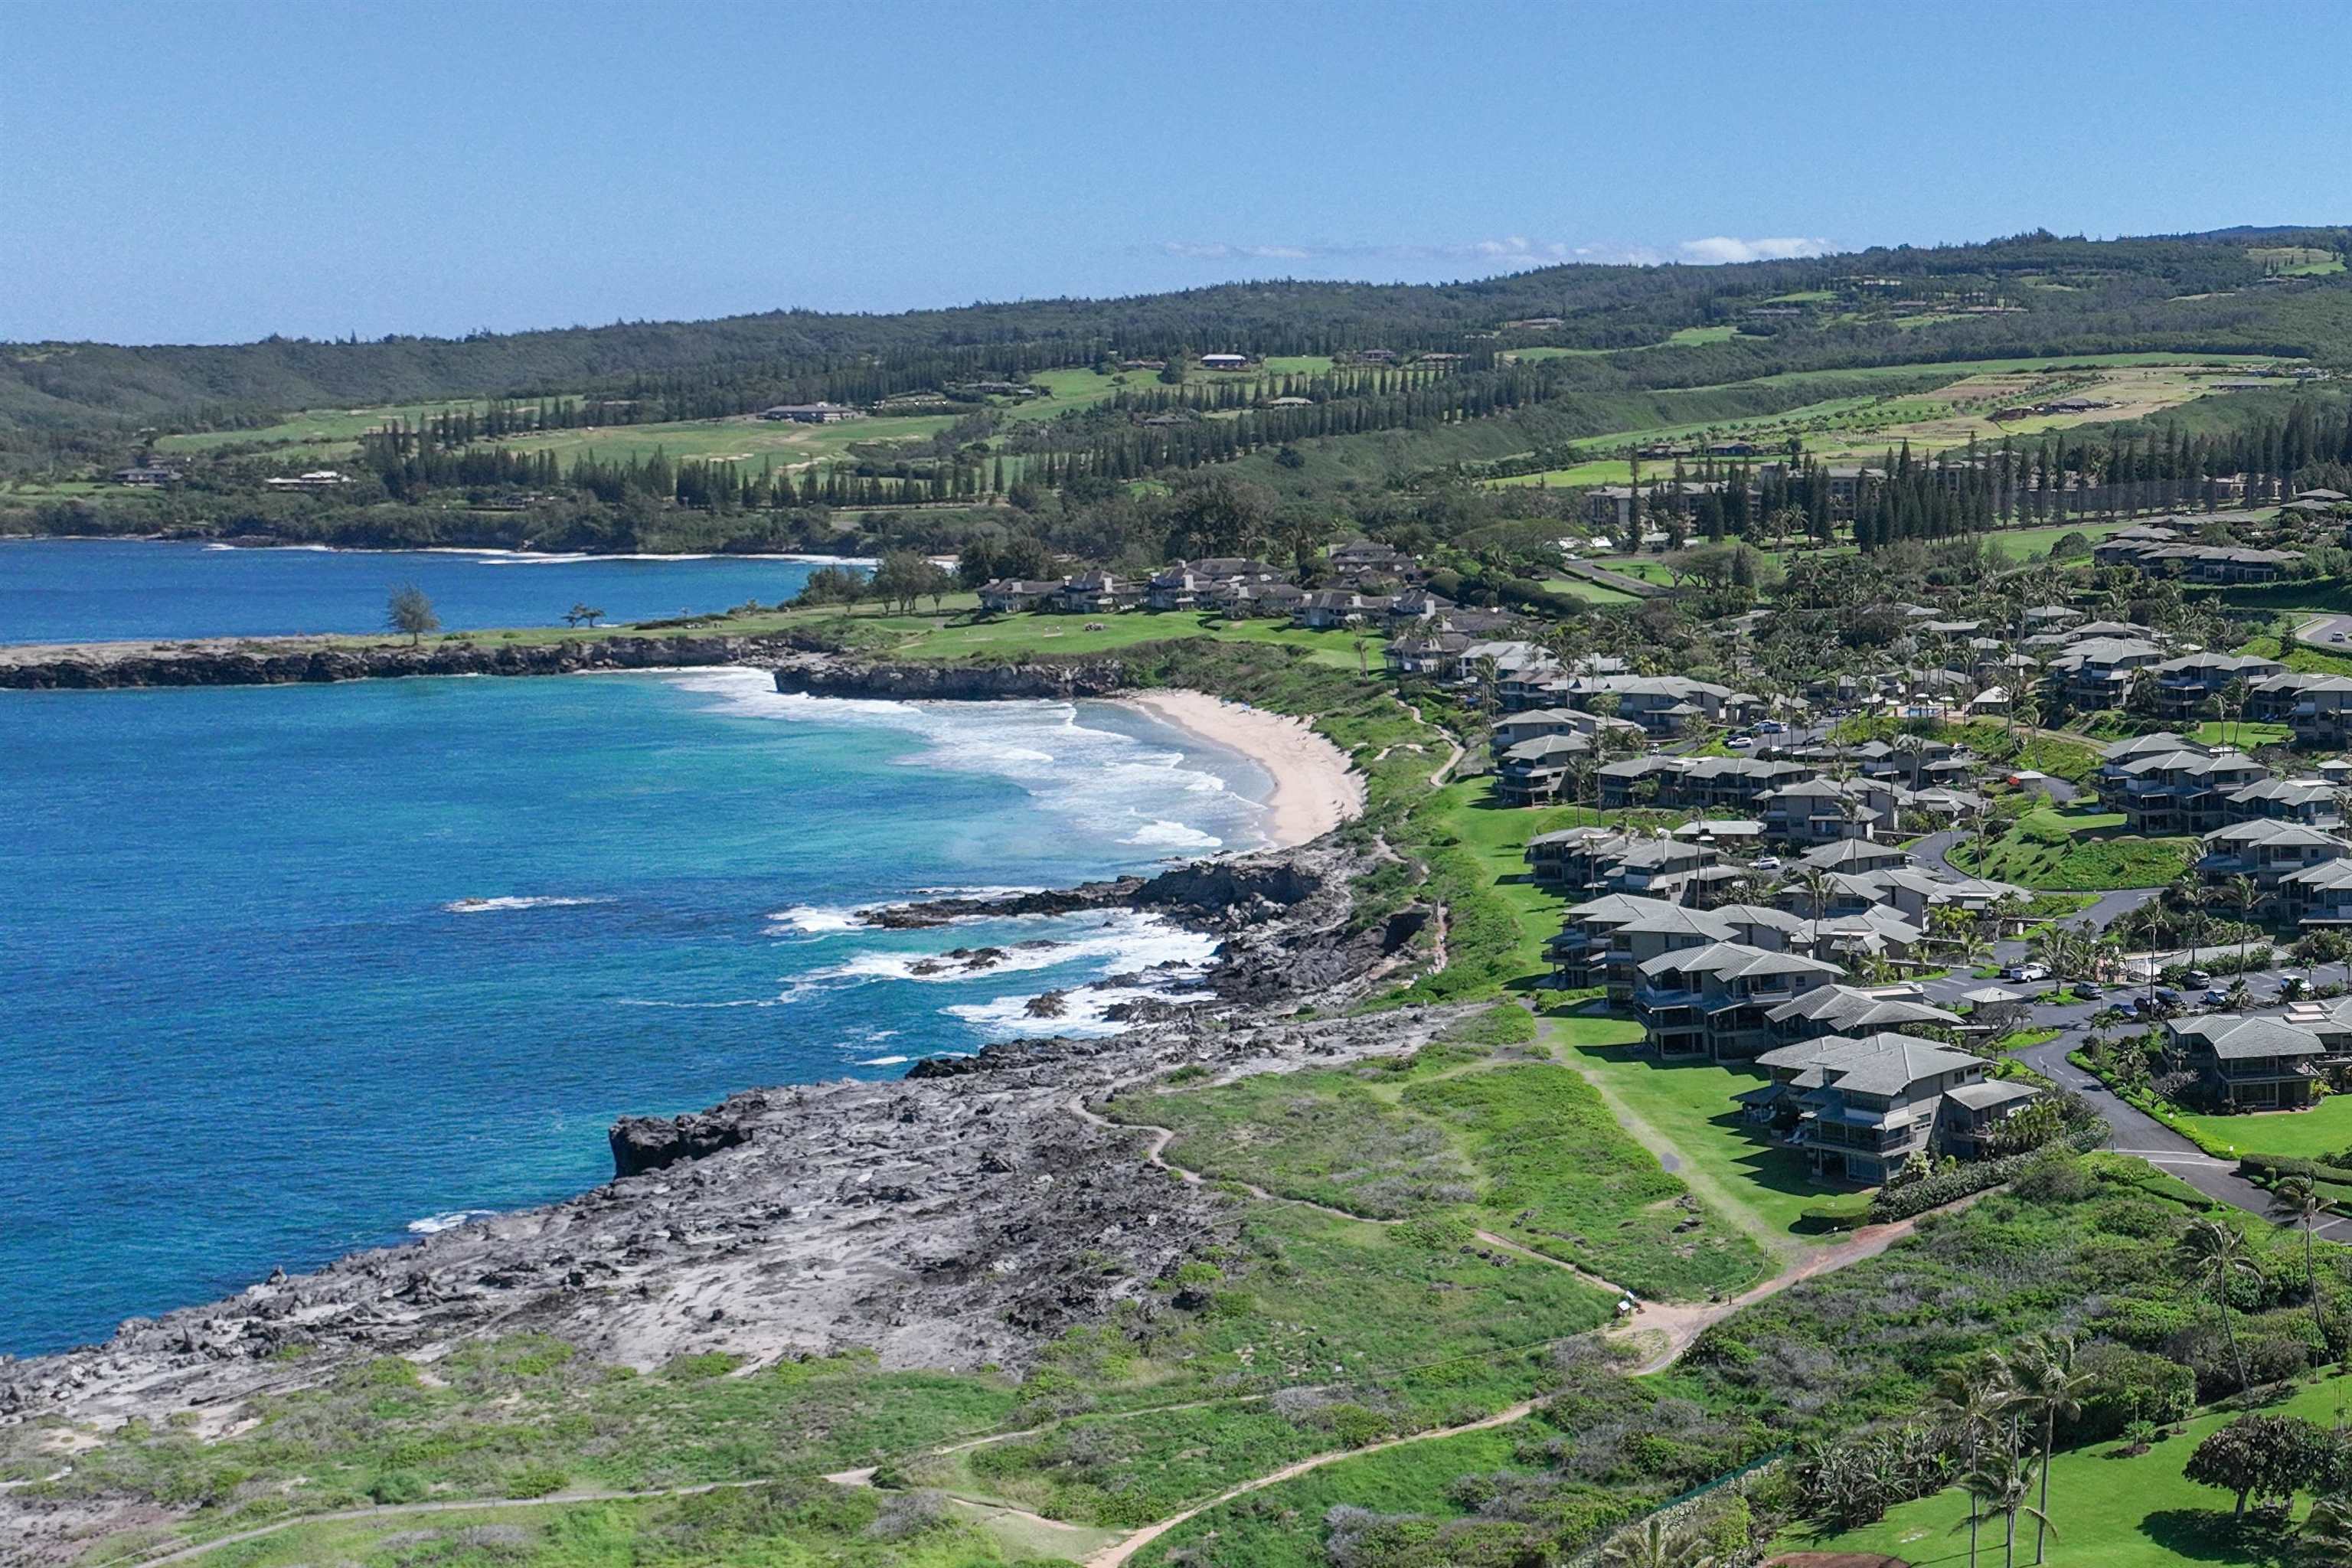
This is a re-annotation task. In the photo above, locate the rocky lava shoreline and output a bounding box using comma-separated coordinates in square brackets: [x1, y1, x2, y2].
[0, 834, 1438, 1456]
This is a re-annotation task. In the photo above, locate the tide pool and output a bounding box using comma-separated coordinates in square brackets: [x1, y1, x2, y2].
[0, 668, 1274, 1354]
[0, 537, 855, 644]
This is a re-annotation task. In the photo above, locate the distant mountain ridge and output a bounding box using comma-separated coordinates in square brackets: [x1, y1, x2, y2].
[5, 225, 2349, 431]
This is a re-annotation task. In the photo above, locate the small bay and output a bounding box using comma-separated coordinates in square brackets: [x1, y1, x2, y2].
[1, 649, 1275, 1354]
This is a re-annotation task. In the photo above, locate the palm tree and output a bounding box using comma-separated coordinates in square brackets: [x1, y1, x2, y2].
[2177, 1217, 2261, 1395]
[1799, 866, 1836, 924]
[1952, 1449, 2055, 1568]
[1929, 1354, 2014, 1568]
[2271, 1174, 2334, 1358]
[2230, 872, 2262, 972]
[2005, 1334, 2089, 1566]
[1596, 1514, 1715, 1568]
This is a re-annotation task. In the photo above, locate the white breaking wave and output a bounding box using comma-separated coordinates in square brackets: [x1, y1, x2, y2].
[766, 903, 865, 935]
[946, 983, 1213, 1041]
[1125, 819, 1223, 851]
[443, 895, 616, 914]
[664, 668, 1274, 854]
[808, 911, 1216, 988]
[858, 1055, 910, 1066]
[407, 1210, 495, 1235]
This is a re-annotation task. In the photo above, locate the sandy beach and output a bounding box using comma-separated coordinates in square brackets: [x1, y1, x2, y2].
[1122, 688, 1366, 851]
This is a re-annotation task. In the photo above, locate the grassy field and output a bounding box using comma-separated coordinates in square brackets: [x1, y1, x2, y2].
[1952, 804, 2197, 890]
[1546, 1009, 1834, 1241]
[1487, 354, 2289, 488]
[1104, 1011, 1770, 1300]
[881, 609, 1378, 668]
[492, 410, 960, 469]
[1423, 781, 1581, 988]
[1798, 1367, 2352, 1567]
[154, 397, 510, 456]
[117, 1487, 1096, 1568]
[1544, 574, 1642, 605]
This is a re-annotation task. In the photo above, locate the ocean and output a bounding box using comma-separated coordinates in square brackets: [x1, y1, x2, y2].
[2, 645, 1276, 1354]
[0, 537, 854, 644]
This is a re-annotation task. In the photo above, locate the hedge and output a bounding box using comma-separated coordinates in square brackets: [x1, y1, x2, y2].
[1869, 1122, 2112, 1223]
[2237, 1152, 2352, 1187]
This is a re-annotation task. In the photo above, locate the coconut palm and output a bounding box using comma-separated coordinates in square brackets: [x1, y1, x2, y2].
[1929, 1354, 2015, 1568]
[2230, 872, 2263, 971]
[2272, 1174, 2334, 1358]
[1799, 866, 1837, 925]
[2177, 1217, 2262, 1395]
[1596, 1514, 1715, 1568]
[1952, 1448, 2055, 1568]
[2005, 1334, 2089, 1566]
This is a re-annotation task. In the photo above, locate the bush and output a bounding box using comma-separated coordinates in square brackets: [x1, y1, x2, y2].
[502, 1465, 568, 1500]
[1870, 1125, 2109, 1222]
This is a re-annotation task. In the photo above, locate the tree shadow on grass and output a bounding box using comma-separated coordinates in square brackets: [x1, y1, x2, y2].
[2140, 1507, 2301, 1566]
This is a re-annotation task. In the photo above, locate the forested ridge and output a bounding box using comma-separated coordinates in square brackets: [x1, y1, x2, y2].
[9, 226, 2352, 433]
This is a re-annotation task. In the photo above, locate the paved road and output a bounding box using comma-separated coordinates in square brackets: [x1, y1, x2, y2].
[2295, 613, 2352, 649]
[1896, 828, 2350, 1230]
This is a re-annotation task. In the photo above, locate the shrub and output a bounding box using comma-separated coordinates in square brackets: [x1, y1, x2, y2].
[1869, 1125, 2109, 1222]
[502, 1465, 568, 1500]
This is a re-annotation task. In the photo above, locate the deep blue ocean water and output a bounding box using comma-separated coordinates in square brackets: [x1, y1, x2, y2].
[0, 537, 853, 643]
[2, 657, 1275, 1354]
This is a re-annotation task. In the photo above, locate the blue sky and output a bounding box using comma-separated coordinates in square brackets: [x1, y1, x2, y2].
[6, 0, 2348, 345]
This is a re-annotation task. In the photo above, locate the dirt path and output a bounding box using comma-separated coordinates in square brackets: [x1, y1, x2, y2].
[1077, 1207, 1919, 1566]
[1080, 1395, 1545, 1568]
[110, 1480, 781, 1567]
[1068, 1083, 1637, 1300]
[1534, 1012, 1803, 1264]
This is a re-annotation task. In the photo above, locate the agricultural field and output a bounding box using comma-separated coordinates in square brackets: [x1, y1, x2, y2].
[1490, 354, 2294, 492]
[1504, 325, 1740, 363]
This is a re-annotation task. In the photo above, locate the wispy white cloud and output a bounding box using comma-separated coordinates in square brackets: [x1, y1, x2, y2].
[1155, 234, 1839, 270]
[1676, 235, 1835, 264]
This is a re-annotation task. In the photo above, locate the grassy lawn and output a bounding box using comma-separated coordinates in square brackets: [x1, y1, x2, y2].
[1796, 1368, 2352, 1567]
[867, 609, 1377, 668]
[2192, 719, 2293, 748]
[1544, 574, 1642, 604]
[1105, 1014, 1769, 1301]
[2171, 1093, 2352, 1161]
[1425, 782, 1576, 988]
[1546, 1010, 1834, 1241]
[1952, 804, 2196, 890]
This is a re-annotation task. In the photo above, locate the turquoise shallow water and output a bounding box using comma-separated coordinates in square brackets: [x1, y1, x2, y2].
[0, 537, 850, 643]
[0, 668, 1275, 1354]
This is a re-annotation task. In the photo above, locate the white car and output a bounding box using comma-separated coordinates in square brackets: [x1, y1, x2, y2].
[2001, 962, 2050, 983]
[1753, 855, 1782, 871]
[2334, 632, 2347, 644]
[1726, 735, 1753, 749]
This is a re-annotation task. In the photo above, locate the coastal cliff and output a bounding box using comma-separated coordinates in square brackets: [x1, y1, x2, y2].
[0, 632, 775, 691]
